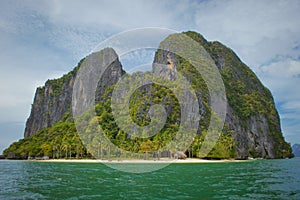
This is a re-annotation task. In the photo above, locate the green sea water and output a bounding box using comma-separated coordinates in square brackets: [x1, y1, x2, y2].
[0, 158, 299, 199]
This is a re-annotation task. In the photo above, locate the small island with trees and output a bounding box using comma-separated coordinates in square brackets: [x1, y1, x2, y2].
[3, 31, 293, 161]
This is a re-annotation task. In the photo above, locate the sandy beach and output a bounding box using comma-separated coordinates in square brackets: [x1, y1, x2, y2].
[32, 158, 250, 164]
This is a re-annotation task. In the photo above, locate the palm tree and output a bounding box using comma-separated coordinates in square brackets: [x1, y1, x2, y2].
[41, 143, 51, 157]
[61, 142, 69, 158]
[140, 140, 153, 160]
[194, 135, 202, 158]
[73, 134, 82, 158]
[62, 136, 72, 158]
[153, 135, 164, 160]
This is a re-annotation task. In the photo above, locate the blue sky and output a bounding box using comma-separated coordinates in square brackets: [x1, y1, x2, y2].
[0, 0, 300, 153]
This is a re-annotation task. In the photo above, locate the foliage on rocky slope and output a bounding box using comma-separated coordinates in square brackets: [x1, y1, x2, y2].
[3, 31, 293, 159]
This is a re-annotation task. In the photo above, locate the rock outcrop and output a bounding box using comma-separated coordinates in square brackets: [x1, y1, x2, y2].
[24, 48, 123, 137]
[153, 31, 292, 159]
[24, 70, 76, 138]
[21, 31, 293, 159]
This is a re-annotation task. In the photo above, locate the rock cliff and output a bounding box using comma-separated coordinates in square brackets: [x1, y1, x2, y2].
[24, 48, 123, 137]
[153, 31, 292, 158]
[16, 31, 292, 159]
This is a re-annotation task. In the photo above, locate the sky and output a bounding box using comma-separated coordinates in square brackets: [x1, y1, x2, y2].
[0, 0, 299, 153]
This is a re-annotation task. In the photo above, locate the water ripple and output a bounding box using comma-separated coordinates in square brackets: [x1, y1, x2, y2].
[0, 158, 300, 199]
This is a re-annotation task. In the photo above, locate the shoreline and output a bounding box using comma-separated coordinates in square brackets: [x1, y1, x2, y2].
[28, 158, 251, 164]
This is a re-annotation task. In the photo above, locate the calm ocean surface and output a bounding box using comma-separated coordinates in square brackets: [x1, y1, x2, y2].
[0, 158, 299, 199]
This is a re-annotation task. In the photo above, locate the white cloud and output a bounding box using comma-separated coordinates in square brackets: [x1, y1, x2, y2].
[46, 0, 176, 29]
[0, 64, 68, 122]
[0, 0, 300, 150]
[193, 0, 300, 143]
[257, 58, 300, 144]
[281, 101, 300, 111]
[260, 59, 300, 77]
[194, 0, 300, 68]
[258, 59, 300, 100]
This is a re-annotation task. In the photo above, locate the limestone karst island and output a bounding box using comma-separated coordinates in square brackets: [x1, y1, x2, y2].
[3, 31, 293, 160]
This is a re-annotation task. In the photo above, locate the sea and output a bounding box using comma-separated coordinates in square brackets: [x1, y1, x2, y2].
[0, 158, 299, 199]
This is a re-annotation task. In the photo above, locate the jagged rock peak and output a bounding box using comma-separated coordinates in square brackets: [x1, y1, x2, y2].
[24, 48, 123, 137]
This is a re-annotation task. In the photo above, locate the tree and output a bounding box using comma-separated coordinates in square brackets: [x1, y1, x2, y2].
[140, 140, 153, 159]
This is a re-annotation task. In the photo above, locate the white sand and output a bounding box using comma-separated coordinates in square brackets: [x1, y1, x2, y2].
[32, 158, 249, 164]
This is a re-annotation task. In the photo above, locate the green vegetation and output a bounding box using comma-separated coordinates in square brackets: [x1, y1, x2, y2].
[4, 73, 235, 159]
[183, 31, 270, 119]
[183, 31, 293, 158]
[42, 57, 83, 97]
[3, 31, 293, 160]
[3, 120, 90, 159]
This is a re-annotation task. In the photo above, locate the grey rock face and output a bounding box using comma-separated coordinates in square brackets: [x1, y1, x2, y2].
[23, 32, 292, 159]
[152, 34, 285, 159]
[24, 48, 123, 137]
[24, 74, 75, 137]
[153, 50, 178, 81]
[225, 106, 275, 159]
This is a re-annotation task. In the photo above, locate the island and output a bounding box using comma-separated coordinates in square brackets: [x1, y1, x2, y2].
[3, 31, 293, 161]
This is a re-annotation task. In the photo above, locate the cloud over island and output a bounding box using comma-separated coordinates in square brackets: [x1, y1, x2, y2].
[0, 0, 299, 152]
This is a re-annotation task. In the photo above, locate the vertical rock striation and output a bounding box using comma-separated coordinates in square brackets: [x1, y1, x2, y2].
[22, 31, 292, 159]
[24, 48, 123, 137]
[153, 31, 292, 159]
